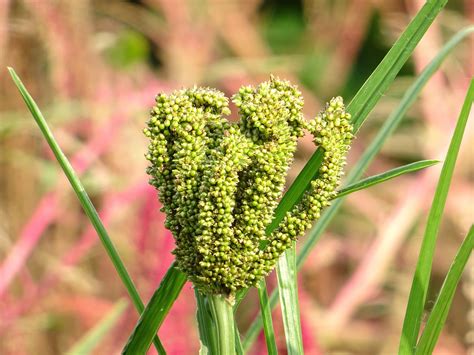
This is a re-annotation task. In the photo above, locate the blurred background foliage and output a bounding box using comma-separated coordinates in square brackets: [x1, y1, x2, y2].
[0, 0, 472, 354]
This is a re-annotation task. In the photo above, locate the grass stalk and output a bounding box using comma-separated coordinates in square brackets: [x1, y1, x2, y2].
[7, 67, 165, 354]
[257, 279, 278, 355]
[196, 291, 236, 355]
[208, 294, 236, 355]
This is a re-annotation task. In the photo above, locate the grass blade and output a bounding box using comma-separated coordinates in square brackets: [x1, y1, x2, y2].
[399, 78, 474, 354]
[7, 67, 165, 354]
[266, 151, 324, 234]
[242, 26, 474, 350]
[234, 322, 245, 355]
[334, 160, 439, 200]
[242, 287, 279, 352]
[415, 225, 474, 355]
[348, 0, 448, 130]
[66, 299, 128, 355]
[123, 263, 187, 354]
[257, 279, 278, 355]
[276, 243, 303, 355]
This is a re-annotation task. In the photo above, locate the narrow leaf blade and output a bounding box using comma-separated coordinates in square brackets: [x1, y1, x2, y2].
[7, 67, 165, 354]
[242, 286, 279, 352]
[297, 26, 474, 269]
[257, 279, 278, 355]
[399, 78, 474, 354]
[348, 0, 448, 131]
[415, 225, 474, 355]
[234, 322, 245, 355]
[334, 160, 439, 200]
[276, 244, 303, 355]
[123, 263, 187, 354]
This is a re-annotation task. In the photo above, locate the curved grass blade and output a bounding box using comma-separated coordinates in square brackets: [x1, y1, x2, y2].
[7, 67, 165, 354]
[399, 78, 474, 354]
[348, 0, 447, 130]
[66, 299, 128, 355]
[334, 160, 439, 200]
[415, 225, 474, 355]
[123, 263, 186, 354]
[257, 279, 278, 355]
[276, 243, 303, 355]
[242, 26, 474, 351]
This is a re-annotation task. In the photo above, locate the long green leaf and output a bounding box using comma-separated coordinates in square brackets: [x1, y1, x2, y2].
[276, 243, 303, 355]
[243, 26, 474, 351]
[334, 160, 439, 200]
[415, 225, 474, 355]
[348, 0, 447, 130]
[257, 279, 278, 355]
[242, 287, 279, 351]
[234, 322, 244, 355]
[123, 263, 187, 354]
[7, 67, 165, 354]
[66, 299, 128, 355]
[399, 78, 474, 354]
[266, 151, 324, 234]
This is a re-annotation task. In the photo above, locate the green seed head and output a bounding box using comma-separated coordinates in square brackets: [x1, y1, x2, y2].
[145, 78, 353, 295]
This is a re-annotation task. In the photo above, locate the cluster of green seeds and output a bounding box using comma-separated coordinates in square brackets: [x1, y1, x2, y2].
[144, 77, 353, 295]
[259, 97, 353, 271]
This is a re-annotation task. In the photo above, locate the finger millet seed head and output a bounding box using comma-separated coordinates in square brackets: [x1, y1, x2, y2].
[144, 77, 353, 296]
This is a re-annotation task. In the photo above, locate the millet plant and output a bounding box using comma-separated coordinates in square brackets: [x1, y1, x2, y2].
[8, 0, 474, 354]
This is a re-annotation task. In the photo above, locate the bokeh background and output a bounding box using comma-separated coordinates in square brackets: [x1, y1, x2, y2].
[0, 0, 473, 354]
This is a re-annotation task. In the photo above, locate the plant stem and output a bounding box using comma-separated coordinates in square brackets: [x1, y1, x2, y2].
[209, 294, 236, 355]
[198, 293, 236, 355]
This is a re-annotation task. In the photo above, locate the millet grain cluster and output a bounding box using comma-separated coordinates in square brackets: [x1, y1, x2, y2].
[144, 77, 353, 296]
